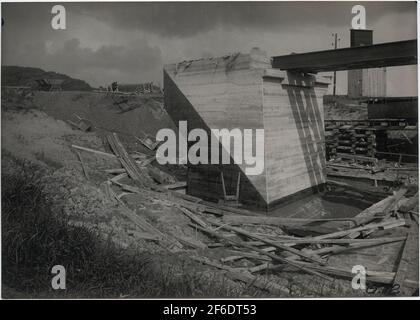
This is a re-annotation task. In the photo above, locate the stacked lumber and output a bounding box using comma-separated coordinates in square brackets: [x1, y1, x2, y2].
[325, 127, 338, 159]
[326, 123, 377, 160]
[352, 127, 376, 157]
[324, 119, 418, 163]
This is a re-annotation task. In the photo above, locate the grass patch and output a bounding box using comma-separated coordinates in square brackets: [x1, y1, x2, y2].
[2, 157, 247, 298]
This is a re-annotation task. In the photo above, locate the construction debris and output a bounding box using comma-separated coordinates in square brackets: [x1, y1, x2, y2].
[3, 63, 417, 299]
[67, 130, 418, 296]
[106, 133, 153, 188]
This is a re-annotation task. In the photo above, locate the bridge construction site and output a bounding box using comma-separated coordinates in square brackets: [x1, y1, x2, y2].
[2, 27, 418, 298]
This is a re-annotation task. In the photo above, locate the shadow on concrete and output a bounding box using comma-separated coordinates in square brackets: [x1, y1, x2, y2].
[163, 70, 267, 210]
[285, 72, 325, 193]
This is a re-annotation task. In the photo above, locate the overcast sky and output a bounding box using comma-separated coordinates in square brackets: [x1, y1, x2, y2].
[1, 1, 417, 95]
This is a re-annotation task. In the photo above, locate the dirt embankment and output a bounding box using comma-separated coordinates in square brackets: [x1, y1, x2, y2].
[1, 91, 249, 298]
[32, 91, 176, 142]
[2, 109, 158, 251]
[1, 87, 202, 254]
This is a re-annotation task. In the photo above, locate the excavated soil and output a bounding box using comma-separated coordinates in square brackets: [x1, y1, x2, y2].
[2, 90, 416, 298]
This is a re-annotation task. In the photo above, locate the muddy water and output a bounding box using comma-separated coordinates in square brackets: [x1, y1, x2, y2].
[268, 188, 376, 219]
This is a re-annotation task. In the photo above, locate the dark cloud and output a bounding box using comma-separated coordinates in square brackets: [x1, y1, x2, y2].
[1, 1, 416, 91]
[77, 1, 416, 37]
[3, 36, 163, 86]
[48, 38, 162, 73]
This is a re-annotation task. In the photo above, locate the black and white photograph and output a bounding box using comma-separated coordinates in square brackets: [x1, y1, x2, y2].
[0, 0, 418, 302]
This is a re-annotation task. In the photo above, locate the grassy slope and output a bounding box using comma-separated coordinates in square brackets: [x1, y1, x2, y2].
[1, 156, 249, 298]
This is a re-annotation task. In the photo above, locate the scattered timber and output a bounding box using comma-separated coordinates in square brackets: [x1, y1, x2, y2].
[191, 256, 290, 295]
[353, 188, 407, 225]
[107, 133, 153, 187]
[269, 261, 397, 285]
[191, 223, 332, 281]
[222, 215, 356, 228]
[72, 144, 116, 158]
[106, 184, 183, 252]
[69, 134, 417, 296]
[206, 220, 326, 265]
[310, 218, 405, 241]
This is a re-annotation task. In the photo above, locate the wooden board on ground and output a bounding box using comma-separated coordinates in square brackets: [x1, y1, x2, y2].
[107, 133, 153, 187]
[392, 218, 419, 296]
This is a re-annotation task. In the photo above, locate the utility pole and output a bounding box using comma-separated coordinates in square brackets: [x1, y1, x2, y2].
[332, 33, 340, 96]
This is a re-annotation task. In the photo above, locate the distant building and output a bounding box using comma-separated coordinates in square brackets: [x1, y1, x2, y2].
[347, 29, 387, 98]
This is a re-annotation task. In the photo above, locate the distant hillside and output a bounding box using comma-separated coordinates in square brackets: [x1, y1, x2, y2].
[1, 66, 92, 91]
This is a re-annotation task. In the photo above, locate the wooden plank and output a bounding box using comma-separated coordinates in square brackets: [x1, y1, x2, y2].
[72, 144, 116, 158]
[221, 247, 276, 263]
[353, 189, 408, 226]
[190, 256, 290, 295]
[269, 261, 397, 285]
[302, 237, 407, 258]
[208, 220, 326, 265]
[392, 224, 418, 296]
[75, 150, 90, 180]
[192, 224, 332, 281]
[107, 133, 153, 188]
[178, 206, 209, 228]
[104, 168, 126, 174]
[162, 181, 187, 190]
[311, 219, 405, 241]
[210, 237, 406, 248]
[110, 172, 128, 183]
[173, 235, 207, 250]
[249, 263, 274, 273]
[370, 188, 408, 219]
[335, 153, 378, 164]
[222, 215, 356, 228]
